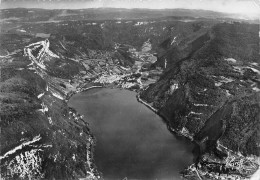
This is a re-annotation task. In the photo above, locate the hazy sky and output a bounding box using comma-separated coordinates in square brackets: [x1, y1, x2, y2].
[1, 0, 260, 16]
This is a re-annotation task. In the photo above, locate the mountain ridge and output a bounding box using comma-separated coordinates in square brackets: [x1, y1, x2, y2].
[140, 21, 260, 179]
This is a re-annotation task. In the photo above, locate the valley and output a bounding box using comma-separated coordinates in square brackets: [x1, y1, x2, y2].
[0, 8, 259, 180]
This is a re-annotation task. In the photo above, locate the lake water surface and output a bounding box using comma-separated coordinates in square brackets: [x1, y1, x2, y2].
[68, 88, 194, 180]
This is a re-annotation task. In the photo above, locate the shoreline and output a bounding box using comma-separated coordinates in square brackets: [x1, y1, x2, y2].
[136, 92, 194, 141]
[135, 90, 259, 180]
[66, 86, 106, 179]
[66, 85, 104, 101]
[68, 107, 101, 180]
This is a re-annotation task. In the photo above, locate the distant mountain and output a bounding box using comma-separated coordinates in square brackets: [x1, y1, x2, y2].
[0, 8, 258, 23]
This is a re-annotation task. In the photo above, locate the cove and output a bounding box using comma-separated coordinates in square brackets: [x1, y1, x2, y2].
[68, 88, 194, 180]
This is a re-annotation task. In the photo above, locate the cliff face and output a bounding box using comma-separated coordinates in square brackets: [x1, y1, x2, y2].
[140, 22, 260, 156]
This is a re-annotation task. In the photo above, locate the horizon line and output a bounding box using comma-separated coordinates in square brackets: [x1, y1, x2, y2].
[0, 6, 259, 19]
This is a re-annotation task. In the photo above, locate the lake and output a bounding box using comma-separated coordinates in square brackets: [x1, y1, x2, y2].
[68, 88, 194, 180]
